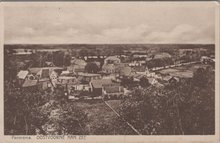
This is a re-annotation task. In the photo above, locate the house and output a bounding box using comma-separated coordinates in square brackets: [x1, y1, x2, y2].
[103, 85, 124, 99]
[77, 73, 102, 84]
[22, 79, 39, 91]
[90, 79, 114, 96]
[69, 59, 87, 73]
[104, 56, 121, 64]
[17, 70, 29, 85]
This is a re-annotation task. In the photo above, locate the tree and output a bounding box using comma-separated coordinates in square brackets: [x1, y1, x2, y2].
[53, 51, 64, 66]
[112, 66, 215, 135]
[79, 49, 88, 57]
[85, 62, 99, 73]
[4, 82, 88, 135]
[139, 77, 150, 88]
[4, 48, 17, 81]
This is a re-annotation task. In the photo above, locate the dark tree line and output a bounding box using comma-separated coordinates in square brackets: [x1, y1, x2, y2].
[4, 82, 88, 135]
[98, 66, 215, 135]
[146, 57, 174, 69]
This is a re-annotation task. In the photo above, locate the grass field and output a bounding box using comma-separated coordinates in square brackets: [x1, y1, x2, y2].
[158, 63, 210, 78]
[73, 100, 122, 134]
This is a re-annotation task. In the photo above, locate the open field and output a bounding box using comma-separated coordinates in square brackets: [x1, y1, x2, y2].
[157, 63, 212, 78]
[73, 100, 123, 134]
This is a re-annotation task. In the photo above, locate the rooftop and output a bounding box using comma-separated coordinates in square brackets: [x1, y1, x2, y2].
[78, 73, 101, 77]
[22, 80, 38, 87]
[105, 56, 121, 61]
[17, 70, 29, 79]
[154, 52, 171, 59]
[90, 79, 113, 88]
[103, 86, 123, 93]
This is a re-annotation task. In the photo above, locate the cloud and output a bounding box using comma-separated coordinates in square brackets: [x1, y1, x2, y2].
[4, 3, 215, 44]
[145, 24, 214, 44]
[23, 27, 35, 35]
[100, 24, 150, 43]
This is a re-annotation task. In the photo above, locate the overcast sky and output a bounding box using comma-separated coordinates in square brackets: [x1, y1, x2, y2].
[4, 2, 216, 44]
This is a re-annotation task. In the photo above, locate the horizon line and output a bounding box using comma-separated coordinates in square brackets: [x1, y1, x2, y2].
[4, 43, 215, 45]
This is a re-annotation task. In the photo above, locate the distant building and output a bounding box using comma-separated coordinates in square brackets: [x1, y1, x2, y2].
[153, 52, 171, 59]
[104, 56, 121, 64]
[68, 59, 87, 73]
[103, 85, 124, 98]
[102, 64, 116, 74]
[17, 70, 29, 85]
[77, 73, 102, 84]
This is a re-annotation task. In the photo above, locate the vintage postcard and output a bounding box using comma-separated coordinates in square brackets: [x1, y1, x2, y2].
[0, 1, 219, 143]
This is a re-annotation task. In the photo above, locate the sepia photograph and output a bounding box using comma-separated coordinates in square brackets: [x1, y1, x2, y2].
[1, 1, 219, 140]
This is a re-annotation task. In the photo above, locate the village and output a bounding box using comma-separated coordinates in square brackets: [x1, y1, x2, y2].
[14, 46, 215, 101]
[3, 1, 218, 136]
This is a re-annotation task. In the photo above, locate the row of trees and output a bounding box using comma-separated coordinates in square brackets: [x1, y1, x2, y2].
[4, 82, 89, 135]
[114, 66, 215, 135]
[94, 66, 215, 135]
[146, 57, 174, 69]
